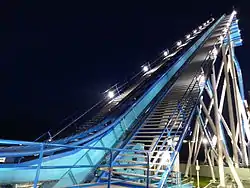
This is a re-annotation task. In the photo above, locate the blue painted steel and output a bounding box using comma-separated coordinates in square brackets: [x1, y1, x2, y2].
[33, 144, 44, 187]
[98, 13, 226, 187]
[113, 144, 145, 182]
[52, 11, 225, 187]
[0, 140, 150, 187]
[233, 53, 245, 100]
[158, 81, 203, 188]
[0, 13, 225, 187]
[158, 15, 226, 187]
[224, 16, 242, 47]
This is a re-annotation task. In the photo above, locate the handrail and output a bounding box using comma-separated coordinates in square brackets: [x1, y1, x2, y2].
[0, 139, 150, 188]
[150, 13, 224, 157]
[50, 16, 220, 185]
[151, 70, 201, 175]
[0, 15, 217, 158]
[156, 48, 215, 185]
[158, 14, 226, 188]
[47, 17, 215, 141]
[0, 15, 222, 188]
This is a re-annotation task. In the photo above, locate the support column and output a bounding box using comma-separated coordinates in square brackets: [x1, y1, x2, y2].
[211, 150, 215, 166]
[192, 124, 204, 165]
[211, 64, 225, 187]
[194, 119, 200, 156]
[204, 144, 208, 164]
[184, 118, 199, 177]
[207, 149, 216, 182]
[173, 152, 180, 184]
[222, 45, 238, 167]
[228, 36, 248, 166]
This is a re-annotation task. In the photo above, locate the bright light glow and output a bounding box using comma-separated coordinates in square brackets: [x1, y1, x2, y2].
[233, 10, 237, 15]
[143, 65, 149, 72]
[198, 74, 205, 86]
[0, 157, 6, 163]
[218, 35, 224, 43]
[207, 20, 210, 24]
[203, 23, 206, 26]
[176, 41, 182, 46]
[167, 139, 172, 146]
[209, 47, 218, 60]
[212, 47, 218, 56]
[108, 91, 115, 99]
[193, 29, 197, 34]
[212, 136, 217, 146]
[163, 50, 169, 57]
[185, 34, 191, 39]
[161, 151, 171, 165]
[199, 26, 203, 30]
[203, 138, 208, 145]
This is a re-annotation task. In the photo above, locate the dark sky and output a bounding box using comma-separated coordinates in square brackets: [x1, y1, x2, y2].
[0, 1, 249, 141]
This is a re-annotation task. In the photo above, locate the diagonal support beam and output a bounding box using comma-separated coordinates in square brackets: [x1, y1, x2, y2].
[221, 44, 239, 167]
[228, 36, 249, 166]
[211, 64, 225, 187]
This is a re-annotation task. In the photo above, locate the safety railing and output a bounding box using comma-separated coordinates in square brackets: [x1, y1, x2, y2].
[150, 71, 202, 178]
[158, 17, 228, 188]
[150, 39, 217, 172]
[0, 139, 150, 188]
[0, 14, 226, 188]
[0, 12, 223, 163]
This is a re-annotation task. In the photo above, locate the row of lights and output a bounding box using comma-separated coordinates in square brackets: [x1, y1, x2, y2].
[211, 13, 240, 59]
[106, 18, 215, 99]
[212, 11, 239, 58]
[176, 18, 214, 49]
[203, 136, 217, 146]
[163, 18, 214, 60]
[188, 11, 238, 151]
[107, 63, 150, 99]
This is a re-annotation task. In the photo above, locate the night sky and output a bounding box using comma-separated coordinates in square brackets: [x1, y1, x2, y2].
[0, 1, 249, 141]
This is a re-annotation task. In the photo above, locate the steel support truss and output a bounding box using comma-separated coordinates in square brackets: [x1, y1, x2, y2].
[184, 31, 249, 188]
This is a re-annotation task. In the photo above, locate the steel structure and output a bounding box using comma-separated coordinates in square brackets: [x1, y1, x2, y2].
[0, 11, 248, 188]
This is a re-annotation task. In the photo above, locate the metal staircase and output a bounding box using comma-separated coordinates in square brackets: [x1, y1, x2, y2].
[98, 73, 201, 187]
[92, 15, 231, 187]
[1, 11, 245, 188]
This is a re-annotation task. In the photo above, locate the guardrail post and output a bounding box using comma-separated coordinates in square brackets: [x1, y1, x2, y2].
[33, 144, 44, 188]
[146, 152, 150, 187]
[108, 149, 112, 188]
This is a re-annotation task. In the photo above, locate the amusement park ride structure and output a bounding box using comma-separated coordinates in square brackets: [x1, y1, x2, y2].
[0, 10, 248, 188]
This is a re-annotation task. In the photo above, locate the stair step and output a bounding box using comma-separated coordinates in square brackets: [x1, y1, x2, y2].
[100, 177, 158, 188]
[129, 140, 164, 143]
[140, 127, 168, 130]
[125, 144, 175, 149]
[110, 171, 162, 180]
[118, 154, 172, 160]
[143, 120, 183, 125]
[115, 159, 162, 166]
[100, 166, 165, 173]
[136, 130, 181, 135]
[133, 135, 168, 138]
